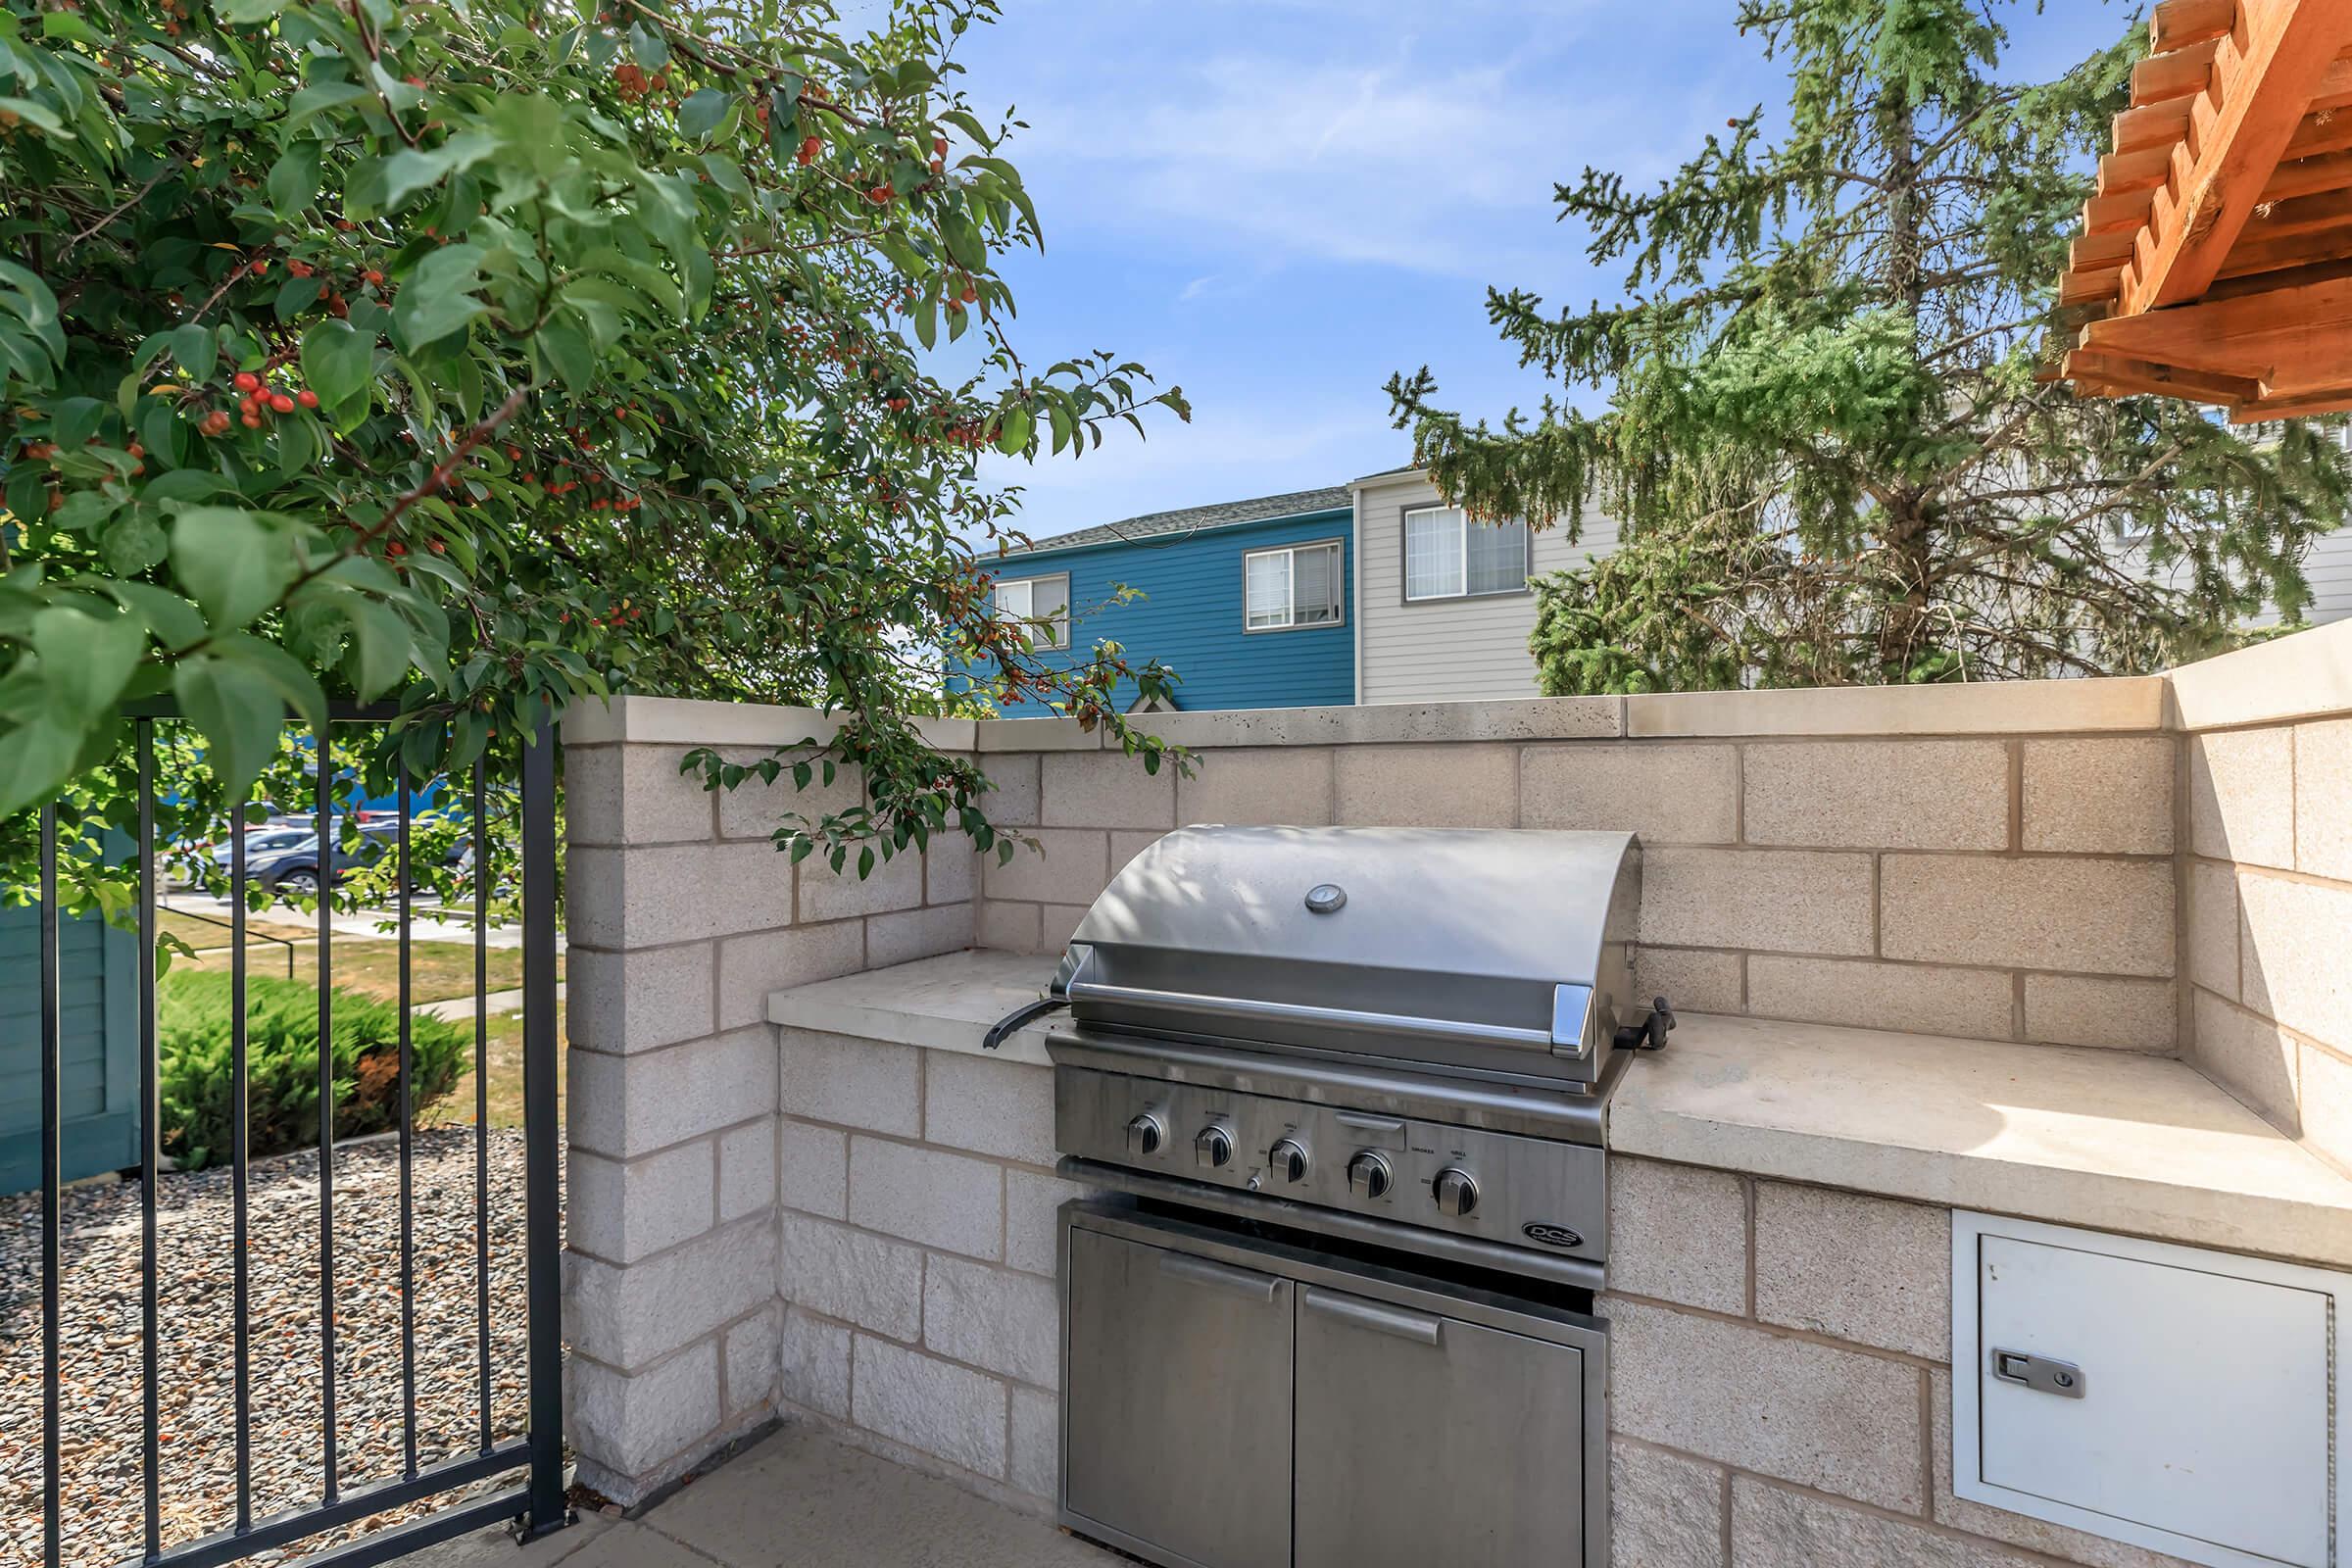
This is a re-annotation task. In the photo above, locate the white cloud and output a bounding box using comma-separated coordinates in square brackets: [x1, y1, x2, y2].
[981, 4, 1710, 282]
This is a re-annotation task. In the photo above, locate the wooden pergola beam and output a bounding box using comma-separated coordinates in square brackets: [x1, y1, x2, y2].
[2126, 0, 2352, 315]
[2062, 349, 2265, 404]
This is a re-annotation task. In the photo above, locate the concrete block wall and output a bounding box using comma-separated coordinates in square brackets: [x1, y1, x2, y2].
[2168, 624, 2352, 1178]
[1606, 1154, 2208, 1568]
[973, 683, 2185, 1053]
[766, 1031, 1078, 1509]
[559, 707, 979, 1502]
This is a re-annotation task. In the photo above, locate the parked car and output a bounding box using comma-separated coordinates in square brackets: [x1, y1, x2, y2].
[250, 818, 467, 903]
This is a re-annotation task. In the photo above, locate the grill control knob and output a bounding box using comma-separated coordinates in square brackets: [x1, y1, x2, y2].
[1432, 1166, 1480, 1216]
[1195, 1125, 1234, 1169]
[1346, 1151, 1394, 1200]
[1267, 1137, 1310, 1183]
[1125, 1113, 1165, 1157]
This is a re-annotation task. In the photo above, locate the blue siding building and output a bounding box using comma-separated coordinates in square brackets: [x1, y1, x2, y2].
[955, 487, 1354, 711]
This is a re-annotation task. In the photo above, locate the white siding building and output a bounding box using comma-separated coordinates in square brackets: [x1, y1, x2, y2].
[1348, 464, 2352, 706]
[1348, 466, 1619, 705]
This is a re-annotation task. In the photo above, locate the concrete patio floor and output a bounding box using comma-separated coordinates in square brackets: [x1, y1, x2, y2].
[402, 1422, 1122, 1568]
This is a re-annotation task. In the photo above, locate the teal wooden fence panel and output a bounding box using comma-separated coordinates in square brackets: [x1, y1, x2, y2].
[0, 898, 140, 1193]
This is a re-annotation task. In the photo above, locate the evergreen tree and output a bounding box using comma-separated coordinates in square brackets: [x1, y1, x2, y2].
[1388, 0, 2350, 693]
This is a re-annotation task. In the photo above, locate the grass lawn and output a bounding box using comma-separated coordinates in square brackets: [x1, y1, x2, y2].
[421, 1000, 565, 1131]
[172, 935, 561, 1004]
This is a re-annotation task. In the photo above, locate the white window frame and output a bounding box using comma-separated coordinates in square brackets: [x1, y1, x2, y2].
[1401, 505, 1533, 604]
[1242, 539, 1346, 633]
[993, 571, 1070, 650]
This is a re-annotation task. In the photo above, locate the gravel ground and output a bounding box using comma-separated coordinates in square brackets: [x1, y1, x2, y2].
[1, 1130, 556, 1568]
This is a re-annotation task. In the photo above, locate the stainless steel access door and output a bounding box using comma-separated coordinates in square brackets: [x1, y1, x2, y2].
[1294, 1284, 1592, 1568]
[1062, 1227, 1295, 1568]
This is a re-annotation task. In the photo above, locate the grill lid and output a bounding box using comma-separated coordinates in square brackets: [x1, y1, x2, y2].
[1055, 825, 1644, 1085]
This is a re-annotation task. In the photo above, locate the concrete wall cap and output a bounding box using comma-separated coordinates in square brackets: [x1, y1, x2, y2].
[563, 694, 976, 752]
[2165, 617, 2352, 731]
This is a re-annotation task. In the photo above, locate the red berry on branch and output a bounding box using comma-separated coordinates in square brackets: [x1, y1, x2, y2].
[387, 540, 408, 556]
[234, 371, 261, 392]
[404, 74, 425, 87]
[867, 184, 891, 204]
[270, 392, 295, 414]
[241, 413, 263, 428]
[797, 134, 821, 165]
[297, 389, 319, 409]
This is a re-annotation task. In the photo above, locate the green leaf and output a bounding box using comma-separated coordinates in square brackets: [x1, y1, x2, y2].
[0, 97, 69, 136]
[266, 140, 321, 217]
[274, 274, 325, 320]
[0, 714, 83, 818]
[168, 507, 294, 632]
[627, 21, 668, 68]
[994, 404, 1032, 455]
[677, 87, 729, 140]
[215, 0, 291, 24]
[286, 80, 368, 127]
[100, 512, 168, 574]
[938, 208, 985, 273]
[31, 605, 146, 717]
[377, 131, 497, 210]
[106, 583, 207, 650]
[534, 317, 595, 390]
[300, 318, 374, 409]
[700, 151, 749, 196]
[167, 322, 214, 379]
[343, 595, 416, 700]
[172, 653, 286, 803]
[391, 242, 488, 349]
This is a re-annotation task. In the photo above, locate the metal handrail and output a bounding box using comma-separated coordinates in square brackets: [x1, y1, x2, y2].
[157, 897, 298, 979]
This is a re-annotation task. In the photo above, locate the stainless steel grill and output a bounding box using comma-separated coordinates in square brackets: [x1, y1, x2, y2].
[1004, 824, 1671, 1568]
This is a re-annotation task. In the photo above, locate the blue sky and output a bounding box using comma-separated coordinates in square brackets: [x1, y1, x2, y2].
[933, 0, 2136, 541]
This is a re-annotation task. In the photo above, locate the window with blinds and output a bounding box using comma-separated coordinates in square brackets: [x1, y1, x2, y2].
[1243, 541, 1345, 630]
[993, 572, 1070, 649]
[1402, 506, 1530, 601]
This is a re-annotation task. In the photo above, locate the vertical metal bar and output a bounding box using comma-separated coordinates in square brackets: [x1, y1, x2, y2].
[39, 805, 62, 1568]
[138, 724, 163, 1560]
[471, 760, 492, 1454]
[398, 766, 418, 1478]
[317, 726, 340, 1504]
[519, 712, 568, 1537]
[231, 793, 253, 1532]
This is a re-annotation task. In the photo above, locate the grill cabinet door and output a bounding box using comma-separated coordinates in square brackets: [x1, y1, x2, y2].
[1294, 1285, 1590, 1568]
[1063, 1228, 1294, 1568]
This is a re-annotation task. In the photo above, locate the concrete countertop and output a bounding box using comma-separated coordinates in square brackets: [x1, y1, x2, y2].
[1614, 1012, 2352, 1268]
[768, 947, 1063, 1065]
[769, 950, 2352, 1267]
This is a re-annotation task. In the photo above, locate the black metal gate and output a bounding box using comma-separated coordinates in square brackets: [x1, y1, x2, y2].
[15, 705, 568, 1568]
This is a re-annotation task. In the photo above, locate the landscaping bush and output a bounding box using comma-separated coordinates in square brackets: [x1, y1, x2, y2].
[158, 970, 466, 1168]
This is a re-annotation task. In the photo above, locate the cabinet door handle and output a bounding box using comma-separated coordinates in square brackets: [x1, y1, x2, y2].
[1157, 1250, 1281, 1302]
[1302, 1286, 1445, 1347]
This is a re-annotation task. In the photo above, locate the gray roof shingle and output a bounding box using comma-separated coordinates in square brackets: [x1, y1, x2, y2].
[995, 485, 1353, 559]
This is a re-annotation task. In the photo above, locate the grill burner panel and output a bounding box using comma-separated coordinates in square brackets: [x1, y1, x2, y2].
[1056, 1064, 1608, 1267]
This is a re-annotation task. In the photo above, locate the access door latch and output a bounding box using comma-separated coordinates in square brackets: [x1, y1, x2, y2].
[1990, 1348, 2086, 1399]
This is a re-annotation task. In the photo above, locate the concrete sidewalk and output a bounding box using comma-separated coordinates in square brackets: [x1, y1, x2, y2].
[401, 1423, 1121, 1568]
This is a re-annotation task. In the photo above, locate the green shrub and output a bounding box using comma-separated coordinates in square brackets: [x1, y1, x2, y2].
[158, 969, 466, 1168]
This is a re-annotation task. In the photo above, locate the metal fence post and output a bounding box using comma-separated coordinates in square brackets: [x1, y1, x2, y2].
[517, 709, 572, 1540]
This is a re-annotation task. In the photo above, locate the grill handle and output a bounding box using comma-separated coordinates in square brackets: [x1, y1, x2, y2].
[1062, 977, 1558, 1053]
[1156, 1251, 1283, 1303]
[981, 994, 1068, 1052]
[1302, 1287, 1445, 1347]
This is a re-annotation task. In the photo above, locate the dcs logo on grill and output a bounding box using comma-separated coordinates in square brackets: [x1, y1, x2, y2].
[1521, 1222, 1586, 1250]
